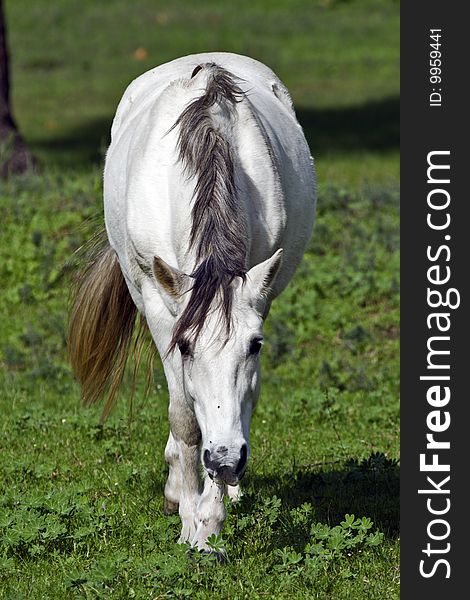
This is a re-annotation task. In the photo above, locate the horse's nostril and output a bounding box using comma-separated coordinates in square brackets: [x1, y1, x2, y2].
[235, 443, 248, 475]
[203, 449, 212, 469]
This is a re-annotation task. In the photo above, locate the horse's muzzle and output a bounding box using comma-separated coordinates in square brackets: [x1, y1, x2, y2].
[203, 443, 248, 486]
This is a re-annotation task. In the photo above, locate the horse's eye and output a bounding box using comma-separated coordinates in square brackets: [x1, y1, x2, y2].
[249, 337, 263, 355]
[178, 340, 191, 356]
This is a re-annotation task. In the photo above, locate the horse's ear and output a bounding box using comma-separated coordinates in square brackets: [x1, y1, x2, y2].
[153, 257, 190, 313]
[245, 249, 283, 311]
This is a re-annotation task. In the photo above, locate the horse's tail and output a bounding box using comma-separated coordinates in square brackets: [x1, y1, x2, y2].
[68, 242, 139, 420]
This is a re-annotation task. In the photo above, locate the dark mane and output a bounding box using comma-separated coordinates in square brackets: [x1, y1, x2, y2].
[169, 64, 247, 351]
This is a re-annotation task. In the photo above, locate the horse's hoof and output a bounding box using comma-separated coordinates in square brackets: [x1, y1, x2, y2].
[163, 498, 179, 515]
[211, 550, 227, 564]
[190, 548, 227, 564]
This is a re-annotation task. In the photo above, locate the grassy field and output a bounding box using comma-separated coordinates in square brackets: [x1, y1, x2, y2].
[0, 1, 399, 598]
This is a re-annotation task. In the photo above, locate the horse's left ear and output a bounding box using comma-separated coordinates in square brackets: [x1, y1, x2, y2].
[153, 257, 188, 298]
[245, 249, 283, 308]
[153, 257, 191, 315]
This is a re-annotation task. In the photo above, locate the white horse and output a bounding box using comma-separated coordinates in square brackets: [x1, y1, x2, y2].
[69, 52, 316, 551]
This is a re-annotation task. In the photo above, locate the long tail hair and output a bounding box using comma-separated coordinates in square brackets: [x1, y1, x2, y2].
[68, 241, 151, 420]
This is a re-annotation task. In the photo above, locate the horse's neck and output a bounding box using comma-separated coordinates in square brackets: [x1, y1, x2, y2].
[232, 99, 286, 268]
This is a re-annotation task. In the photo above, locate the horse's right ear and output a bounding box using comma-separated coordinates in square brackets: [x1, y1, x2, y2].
[244, 249, 283, 317]
[153, 257, 190, 314]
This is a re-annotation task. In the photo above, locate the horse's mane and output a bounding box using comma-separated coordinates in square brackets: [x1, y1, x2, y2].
[168, 63, 247, 352]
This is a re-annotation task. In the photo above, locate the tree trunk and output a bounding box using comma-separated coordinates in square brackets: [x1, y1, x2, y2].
[0, 0, 35, 177]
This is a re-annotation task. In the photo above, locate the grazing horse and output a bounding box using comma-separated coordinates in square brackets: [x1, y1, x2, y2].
[69, 52, 316, 551]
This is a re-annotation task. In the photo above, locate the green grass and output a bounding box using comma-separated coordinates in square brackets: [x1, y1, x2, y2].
[5, 0, 399, 185]
[1, 1, 399, 598]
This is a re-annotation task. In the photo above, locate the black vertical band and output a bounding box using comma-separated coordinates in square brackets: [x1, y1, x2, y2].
[401, 3, 467, 597]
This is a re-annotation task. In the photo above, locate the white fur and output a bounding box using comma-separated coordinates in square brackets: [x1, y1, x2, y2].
[104, 53, 316, 550]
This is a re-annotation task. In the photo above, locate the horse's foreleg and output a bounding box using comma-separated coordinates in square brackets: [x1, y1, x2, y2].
[191, 475, 227, 551]
[143, 298, 202, 541]
[226, 484, 242, 504]
[163, 431, 181, 514]
[168, 402, 201, 543]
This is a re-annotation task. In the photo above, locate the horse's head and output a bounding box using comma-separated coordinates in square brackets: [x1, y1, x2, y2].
[154, 249, 283, 486]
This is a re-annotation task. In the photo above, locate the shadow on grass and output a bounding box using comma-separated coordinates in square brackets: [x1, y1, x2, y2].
[33, 118, 112, 168]
[31, 96, 399, 168]
[297, 96, 399, 153]
[243, 452, 399, 540]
